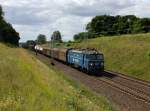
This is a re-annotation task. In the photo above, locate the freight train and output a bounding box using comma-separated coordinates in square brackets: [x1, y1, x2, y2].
[35, 45, 104, 74]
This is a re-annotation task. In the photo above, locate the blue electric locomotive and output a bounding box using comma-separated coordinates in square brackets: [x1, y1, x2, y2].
[67, 49, 104, 73]
[35, 45, 104, 74]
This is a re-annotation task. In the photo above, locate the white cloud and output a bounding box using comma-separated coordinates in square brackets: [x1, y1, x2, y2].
[117, 0, 150, 17]
[0, 0, 150, 42]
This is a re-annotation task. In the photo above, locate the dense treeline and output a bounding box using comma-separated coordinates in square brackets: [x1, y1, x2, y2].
[21, 30, 63, 49]
[0, 5, 20, 46]
[74, 15, 150, 41]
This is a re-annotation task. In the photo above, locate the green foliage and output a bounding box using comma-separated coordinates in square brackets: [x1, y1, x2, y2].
[141, 18, 150, 33]
[131, 19, 141, 33]
[90, 15, 116, 35]
[147, 50, 150, 59]
[66, 43, 70, 47]
[0, 5, 4, 20]
[88, 15, 145, 35]
[36, 34, 47, 44]
[0, 5, 20, 46]
[73, 32, 95, 41]
[73, 32, 85, 40]
[74, 15, 150, 40]
[51, 30, 62, 42]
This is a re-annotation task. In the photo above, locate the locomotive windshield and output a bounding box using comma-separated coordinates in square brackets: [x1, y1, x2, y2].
[86, 54, 103, 60]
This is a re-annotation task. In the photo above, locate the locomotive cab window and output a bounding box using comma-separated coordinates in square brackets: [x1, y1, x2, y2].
[97, 54, 104, 60]
[86, 54, 103, 60]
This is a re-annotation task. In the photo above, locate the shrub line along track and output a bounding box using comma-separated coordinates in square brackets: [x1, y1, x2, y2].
[32, 52, 150, 111]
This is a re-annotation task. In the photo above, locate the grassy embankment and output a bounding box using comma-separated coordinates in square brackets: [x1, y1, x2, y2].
[0, 43, 113, 111]
[72, 33, 150, 81]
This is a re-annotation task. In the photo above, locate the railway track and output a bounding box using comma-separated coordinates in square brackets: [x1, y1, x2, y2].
[102, 71, 150, 95]
[96, 71, 150, 104]
[54, 58, 150, 104]
[69, 65, 150, 104]
[31, 51, 150, 111]
[38, 51, 150, 104]
[106, 70, 150, 88]
[98, 76, 150, 104]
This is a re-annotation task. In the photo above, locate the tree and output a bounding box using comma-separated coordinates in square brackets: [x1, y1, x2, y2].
[0, 5, 4, 20]
[51, 30, 62, 42]
[0, 5, 20, 46]
[132, 19, 141, 33]
[88, 15, 116, 35]
[141, 18, 150, 32]
[36, 34, 47, 44]
[73, 34, 81, 41]
[73, 32, 95, 41]
[85, 15, 150, 38]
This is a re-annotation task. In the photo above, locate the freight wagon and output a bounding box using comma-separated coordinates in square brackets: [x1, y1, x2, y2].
[35, 45, 104, 74]
[42, 47, 51, 57]
[51, 48, 69, 62]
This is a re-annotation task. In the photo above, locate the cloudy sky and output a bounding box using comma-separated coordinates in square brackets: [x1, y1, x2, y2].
[1, 0, 150, 42]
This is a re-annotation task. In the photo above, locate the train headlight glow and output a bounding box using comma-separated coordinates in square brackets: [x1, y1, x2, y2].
[101, 62, 104, 66]
[90, 63, 93, 66]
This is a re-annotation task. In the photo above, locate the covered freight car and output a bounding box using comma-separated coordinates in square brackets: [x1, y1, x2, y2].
[57, 48, 68, 62]
[42, 47, 51, 57]
[51, 48, 69, 63]
[51, 48, 59, 59]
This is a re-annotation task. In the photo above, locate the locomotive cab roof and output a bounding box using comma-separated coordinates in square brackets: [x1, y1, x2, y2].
[71, 48, 103, 55]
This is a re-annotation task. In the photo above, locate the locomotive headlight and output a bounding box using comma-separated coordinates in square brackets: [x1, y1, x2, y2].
[90, 63, 93, 66]
[101, 62, 104, 66]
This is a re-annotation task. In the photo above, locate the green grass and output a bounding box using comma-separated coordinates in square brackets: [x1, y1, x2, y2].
[72, 33, 150, 81]
[0, 43, 113, 111]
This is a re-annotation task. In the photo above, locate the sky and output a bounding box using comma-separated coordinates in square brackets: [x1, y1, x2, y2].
[0, 0, 150, 42]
